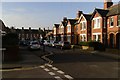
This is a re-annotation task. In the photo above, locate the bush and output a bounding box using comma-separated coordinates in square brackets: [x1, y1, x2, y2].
[79, 42, 89, 46]
[79, 41, 105, 51]
[89, 41, 105, 51]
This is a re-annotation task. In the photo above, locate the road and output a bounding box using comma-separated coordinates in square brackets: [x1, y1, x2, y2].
[2, 46, 119, 80]
[45, 46, 119, 79]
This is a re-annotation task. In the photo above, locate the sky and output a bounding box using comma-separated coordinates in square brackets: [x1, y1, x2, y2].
[1, 1, 118, 29]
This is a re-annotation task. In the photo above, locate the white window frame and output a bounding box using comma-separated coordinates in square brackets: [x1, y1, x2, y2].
[80, 21, 86, 31]
[92, 33, 101, 41]
[93, 17, 101, 29]
[80, 34, 86, 42]
[67, 24, 71, 33]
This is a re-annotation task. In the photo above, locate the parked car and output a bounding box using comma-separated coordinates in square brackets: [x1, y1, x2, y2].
[57, 41, 71, 49]
[43, 40, 50, 46]
[19, 40, 29, 46]
[28, 41, 40, 50]
[51, 41, 59, 47]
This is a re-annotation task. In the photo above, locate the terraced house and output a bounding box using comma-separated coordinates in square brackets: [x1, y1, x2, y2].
[53, 24, 60, 41]
[76, 13, 92, 42]
[66, 19, 78, 44]
[52, 0, 120, 49]
[58, 17, 68, 42]
[106, 1, 120, 49]
[91, 8, 109, 46]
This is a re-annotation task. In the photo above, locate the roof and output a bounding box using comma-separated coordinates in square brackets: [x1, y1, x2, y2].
[68, 19, 78, 25]
[91, 8, 109, 19]
[107, 3, 120, 16]
[54, 24, 60, 28]
[83, 14, 92, 20]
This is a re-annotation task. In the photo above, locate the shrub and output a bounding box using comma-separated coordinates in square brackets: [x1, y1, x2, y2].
[79, 41, 105, 51]
[79, 42, 89, 46]
[89, 41, 105, 51]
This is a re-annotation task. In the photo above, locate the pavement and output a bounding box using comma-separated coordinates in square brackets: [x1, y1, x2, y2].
[1, 46, 48, 70]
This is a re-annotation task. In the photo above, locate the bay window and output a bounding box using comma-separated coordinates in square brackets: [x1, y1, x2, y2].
[80, 21, 86, 30]
[93, 17, 100, 29]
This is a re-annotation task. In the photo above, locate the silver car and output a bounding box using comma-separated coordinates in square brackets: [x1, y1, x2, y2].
[29, 41, 40, 50]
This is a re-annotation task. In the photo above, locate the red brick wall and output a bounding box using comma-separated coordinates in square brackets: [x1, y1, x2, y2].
[91, 12, 103, 43]
[107, 15, 119, 48]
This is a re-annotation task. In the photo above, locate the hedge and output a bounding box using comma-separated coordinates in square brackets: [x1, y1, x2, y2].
[79, 41, 105, 51]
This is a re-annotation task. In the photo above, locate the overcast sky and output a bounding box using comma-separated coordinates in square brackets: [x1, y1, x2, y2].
[1, 1, 118, 30]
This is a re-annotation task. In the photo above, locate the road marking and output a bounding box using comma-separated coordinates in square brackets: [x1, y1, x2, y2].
[57, 70, 65, 74]
[44, 68, 50, 72]
[48, 72, 56, 76]
[40, 65, 45, 68]
[52, 67, 58, 70]
[54, 76, 63, 80]
[64, 75, 74, 80]
[47, 64, 53, 67]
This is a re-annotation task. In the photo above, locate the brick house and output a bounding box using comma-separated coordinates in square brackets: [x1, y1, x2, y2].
[66, 19, 78, 44]
[58, 17, 68, 42]
[106, 1, 120, 49]
[91, 8, 109, 46]
[53, 24, 60, 41]
[76, 14, 92, 43]
[16, 27, 43, 41]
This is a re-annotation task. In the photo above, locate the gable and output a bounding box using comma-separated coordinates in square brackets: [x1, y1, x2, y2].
[78, 14, 87, 23]
[93, 12, 101, 18]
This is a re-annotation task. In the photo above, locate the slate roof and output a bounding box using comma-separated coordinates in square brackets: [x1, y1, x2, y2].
[91, 8, 109, 19]
[83, 14, 92, 20]
[68, 19, 78, 25]
[54, 24, 60, 28]
[107, 3, 120, 16]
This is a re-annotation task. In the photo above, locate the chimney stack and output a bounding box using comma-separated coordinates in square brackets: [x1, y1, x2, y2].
[104, 0, 113, 9]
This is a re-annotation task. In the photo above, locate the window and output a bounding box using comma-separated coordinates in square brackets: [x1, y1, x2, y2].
[80, 21, 86, 30]
[67, 26, 71, 32]
[83, 22, 86, 29]
[110, 17, 114, 27]
[98, 35, 101, 42]
[93, 18, 100, 29]
[83, 35, 86, 41]
[93, 34, 101, 42]
[80, 35, 86, 41]
[97, 19, 100, 27]
[93, 17, 101, 28]
[93, 35, 96, 41]
[118, 15, 120, 26]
